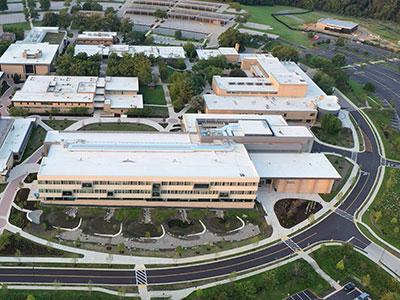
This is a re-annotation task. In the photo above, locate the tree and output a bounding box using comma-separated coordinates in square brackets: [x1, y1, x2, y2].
[331, 53, 346, 67]
[0, 41, 11, 57]
[229, 68, 247, 77]
[169, 72, 194, 111]
[336, 258, 345, 270]
[321, 114, 342, 135]
[9, 107, 29, 117]
[0, 0, 8, 11]
[0, 232, 10, 252]
[42, 12, 59, 26]
[175, 245, 183, 256]
[336, 37, 345, 47]
[189, 95, 204, 112]
[313, 70, 335, 94]
[158, 59, 168, 82]
[381, 293, 400, 300]
[361, 274, 371, 287]
[204, 66, 223, 84]
[154, 9, 167, 19]
[218, 27, 246, 51]
[39, 0, 50, 11]
[82, 0, 102, 11]
[183, 43, 196, 60]
[174, 30, 182, 40]
[363, 82, 375, 93]
[26, 295, 36, 300]
[116, 243, 125, 254]
[271, 45, 299, 62]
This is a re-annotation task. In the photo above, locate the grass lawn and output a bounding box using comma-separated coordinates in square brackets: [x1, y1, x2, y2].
[322, 155, 353, 202]
[363, 108, 400, 161]
[0, 184, 6, 193]
[79, 123, 157, 131]
[311, 126, 354, 148]
[346, 80, 382, 108]
[312, 245, 400, 299]
[274, 9, 400, 44]
[242, 5, 312, 47]
[21, 125, 47, 161]
[363, 168, 400, 250]
[43, 119, 76, 130]
[0, 290, 139, 300]
[140, 85, 166, 105]
[42, 32, 65, 45]
[185, 259, 330, 299]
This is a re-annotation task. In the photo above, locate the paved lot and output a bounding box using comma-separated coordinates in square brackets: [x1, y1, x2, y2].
[326, 287, 362, 300]
[286, 289, 319, 300]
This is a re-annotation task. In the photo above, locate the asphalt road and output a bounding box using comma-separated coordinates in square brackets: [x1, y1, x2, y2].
[0, 94, 383, 287]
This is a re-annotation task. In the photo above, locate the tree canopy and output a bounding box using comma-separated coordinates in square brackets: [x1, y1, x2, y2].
[106, 53, 152, 84]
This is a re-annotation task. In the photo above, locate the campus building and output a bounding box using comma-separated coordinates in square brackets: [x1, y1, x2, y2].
[182, 114, 314, 152]
[37, 131, 260, 208]
[316, 18, 359, 34]
[206, 54, 340, 124]
[35, 113, 340, 208]
[196, 47, 239, 63]
[74, 44, 186, 59]
[123, 0, 234, 25]
[11, 75, 143, 115]
[0, 117, 35, 182]
[76, 32, 118, 45]
[0, 27, 66, 79]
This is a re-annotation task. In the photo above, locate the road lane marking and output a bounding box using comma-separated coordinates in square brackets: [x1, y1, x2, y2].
[343, 173, 370, 212]
[334, 208, 354, 222]
[135, 269, 147, 285]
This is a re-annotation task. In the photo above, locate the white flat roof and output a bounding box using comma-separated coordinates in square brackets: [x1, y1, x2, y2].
[237, 120, 272, 136]
[74, 44, 186, 59]
[250, 153, 341, 179]
[213, 76, 277, 93]
[204, 94, 317, 112]
[318, 18, 358, 29]
[0, 43, 59, 65]
[40, 139, 258, 179]
[196, 47, 238, 60]
[0, 118, 34, 173]
[78, 31, 117, 39]
[12, 75, 139, 104]
[271, 126, 314, 138]
[106, 94, 143, 109]
[183, 113, 288, 133]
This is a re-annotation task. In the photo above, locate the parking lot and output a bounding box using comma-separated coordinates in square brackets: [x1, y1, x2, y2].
[326, 287, 363, 300]
[285, 289, 319, 300]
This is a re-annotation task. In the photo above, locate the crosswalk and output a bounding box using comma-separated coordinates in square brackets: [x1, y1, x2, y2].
[334, 208, 354, 222]
[135, 269, 148, 285]
[284, 238, 302, 252]
[351, 151, 358, 162]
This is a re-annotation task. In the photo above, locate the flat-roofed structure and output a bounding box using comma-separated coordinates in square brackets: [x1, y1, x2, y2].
[74, 44, 185, 59]
[250, 153, 341, 194]
[316, 18, 359, 34]
[22, 27, 66, 51]
[0, 117, 35, 182]
[123, 0, 234, 25]
[76, 31, 118, 45]
[207, 54, 340, 124]
[182, 113, 314, 152]
[0, 43, 59, 79]
[11, 75, 143, 115]
[196, 47, 239, 63]
[37, 131, 259, 208]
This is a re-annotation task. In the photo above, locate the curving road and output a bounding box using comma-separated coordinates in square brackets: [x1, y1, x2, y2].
[0, 97, 386, 286]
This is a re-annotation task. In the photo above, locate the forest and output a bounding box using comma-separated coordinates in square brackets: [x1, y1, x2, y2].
[235, 0, 400, 23]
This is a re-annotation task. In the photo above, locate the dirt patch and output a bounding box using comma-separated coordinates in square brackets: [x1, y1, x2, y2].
[123, 221, 163, 238]
[274, 199, 322, 228]
[166, 218, 203, 236]
[204, 215, 242, 234]
[81, 216, 121, 235]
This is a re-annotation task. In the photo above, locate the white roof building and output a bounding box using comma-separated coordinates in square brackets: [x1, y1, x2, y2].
[250, 153, 341, 179]
[74, 44, 186, 59]
[0, 43, 59, 66]
[196, 47, 238, 60]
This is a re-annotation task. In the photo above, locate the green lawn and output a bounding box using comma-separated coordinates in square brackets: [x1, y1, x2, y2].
[186, 259, 330, 299]
[312, 245, 400, 299]
[0, 184, 6, 193]
[79, 123, 157, 131]
[322, 155, 353, 202]
[242, 5, 312, 47]
[21, 125, 47, 161]
[363, 168, 400, 250]
[42, 32, 65, 45]
[127, 106, 170, 118]
[274, 9, 400, 44]
[140, 85, 166, 105]
[43, 119, 76, 130]
[311, 127, 354, 148]
[363, 108, 400, 161]
[0, 290, 139, 300]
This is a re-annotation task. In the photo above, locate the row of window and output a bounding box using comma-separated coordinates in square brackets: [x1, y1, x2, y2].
[38, 180, 258, 187]
[39, 189, 256, 195]
[43, 197, 254, 202]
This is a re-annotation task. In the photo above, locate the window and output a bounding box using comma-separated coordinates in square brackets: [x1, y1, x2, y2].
[193, 183, 209, 189]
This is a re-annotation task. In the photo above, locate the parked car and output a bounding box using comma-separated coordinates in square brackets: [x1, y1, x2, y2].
[354, 292, 370, 300]
[344, 282, 356, 291]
